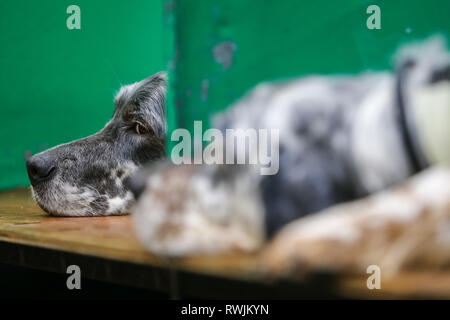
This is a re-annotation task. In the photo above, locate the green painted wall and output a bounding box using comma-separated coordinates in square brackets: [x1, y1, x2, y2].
[166, 0, 450, 151]
[0, 0, 166, 189]
[2, 1, 449, 189]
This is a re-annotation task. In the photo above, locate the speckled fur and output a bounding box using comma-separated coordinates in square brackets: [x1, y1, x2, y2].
[132, 38, 450, 256]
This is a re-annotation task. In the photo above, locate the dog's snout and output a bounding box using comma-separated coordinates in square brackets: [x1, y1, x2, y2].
[26, 155, 57, 185]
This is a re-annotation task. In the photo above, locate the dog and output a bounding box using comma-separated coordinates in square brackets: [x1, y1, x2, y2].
[26, 71, 167, 216]
[130, 37, 450, 256]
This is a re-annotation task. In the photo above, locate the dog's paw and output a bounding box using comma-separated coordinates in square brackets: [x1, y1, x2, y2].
[261, 167, 450, 277]
[132, 162, 265, 256]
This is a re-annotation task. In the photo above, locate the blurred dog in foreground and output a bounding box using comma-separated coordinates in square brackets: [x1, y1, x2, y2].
[131, 37, 450, 260]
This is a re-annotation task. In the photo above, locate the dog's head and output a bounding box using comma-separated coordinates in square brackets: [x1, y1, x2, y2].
[26, 71, 167, 216]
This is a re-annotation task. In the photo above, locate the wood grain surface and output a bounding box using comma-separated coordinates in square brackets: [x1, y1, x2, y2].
[0, 188, 449, 299]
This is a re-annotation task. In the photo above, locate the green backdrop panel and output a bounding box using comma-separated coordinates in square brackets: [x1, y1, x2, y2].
[0, 0, 166, 189]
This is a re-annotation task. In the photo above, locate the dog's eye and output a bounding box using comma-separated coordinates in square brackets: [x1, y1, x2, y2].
[134, 122, 149, 135]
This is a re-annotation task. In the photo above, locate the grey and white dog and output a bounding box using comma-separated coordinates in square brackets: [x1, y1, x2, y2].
[26, 72, 167, 216]
[131, 37, 450, 256]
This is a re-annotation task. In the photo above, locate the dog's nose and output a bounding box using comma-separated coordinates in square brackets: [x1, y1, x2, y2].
[124, 175, 147, 200]
[26, 155, 56, 185]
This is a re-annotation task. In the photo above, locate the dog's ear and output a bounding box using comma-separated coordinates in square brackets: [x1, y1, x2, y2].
[115, 71, 167, 139]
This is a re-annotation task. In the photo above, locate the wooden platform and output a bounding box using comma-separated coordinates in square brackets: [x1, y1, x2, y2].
[0, 188, 450, 299]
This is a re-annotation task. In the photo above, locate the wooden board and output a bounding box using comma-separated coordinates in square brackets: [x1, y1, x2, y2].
[0, 188, 334, 298]
[0, 188, 449, 299]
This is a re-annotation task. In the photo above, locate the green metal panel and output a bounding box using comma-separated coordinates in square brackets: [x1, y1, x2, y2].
[166, 0, 450, 151]
[0, 0, 166, 189]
